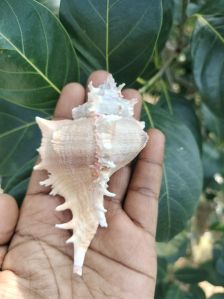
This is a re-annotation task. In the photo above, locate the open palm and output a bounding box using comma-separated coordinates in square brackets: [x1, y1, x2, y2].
[0, 71, 164, 299]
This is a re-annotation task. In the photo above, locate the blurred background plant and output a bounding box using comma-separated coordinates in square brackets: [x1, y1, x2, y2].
[0, 0, 223, 297]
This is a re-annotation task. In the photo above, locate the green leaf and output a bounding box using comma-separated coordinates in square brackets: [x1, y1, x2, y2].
[187, 3, 201, 17]
[189, 285, 206, 299]
[159, 93, 202, 150]
[202, 141, 224, 190]
[155, 282, 169, 299]
[157, 257, 168, 283]
[157, 0, 173, 51]
[174, 266, 208, 283]
[139, 0, 173, 82]
[0, 98, 47, 178]
[165, 285, 188, 299]
[216, 257, 224, 276]
[157, 230, 189, 263]
[209, 295, 224, 299]
[165, 284, 206, 299]
[173, 0, 187, 25]
[0, 0, 79, 110]
[192, 15, 224, 118]
[210, 223, 224, 232]
[142, 104, 203, 241]
[59, 0, 163, 85]
[189, 0, 224, 16]
[201, 261, 224, 286]
[37, 0, 61, 15]
[3, 157, 36, 205]
[213, 240, 224, 261]
[202, 104, 224, 141]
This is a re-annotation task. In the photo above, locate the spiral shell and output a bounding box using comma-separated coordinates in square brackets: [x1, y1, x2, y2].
[35, 75, 148, 275]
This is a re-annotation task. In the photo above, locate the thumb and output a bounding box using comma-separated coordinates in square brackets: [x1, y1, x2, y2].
[124, 129, 165, 236]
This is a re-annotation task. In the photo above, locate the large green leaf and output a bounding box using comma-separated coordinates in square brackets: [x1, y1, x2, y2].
[157, 257, 168, 283]
[165, 284, 205, 299]
[155, 282, 169, 299]
[3, 158, 36, 206]
[142, 104, 203, 241]
[202, 104, 224, 141]
[192, 15, 224, 118]
[174, 266, 208, 283]
[188, 0, 224, 17]
[173, 0, 188, 25]
[165, 285, 188, 299]
[203, 141, 224, 190]
[188, 286, 206, 299]
[201, 260, 224, 286]
[37, 0, 61, 15]
[159, 93, 202, 150]
[59, 0, 163, 85]
[139, 0, 173, 83]
[158, 0, 173, 51]
[209, 295, 224, 299]
[0, 99, 48, 179]
[0, 0, 79, 109]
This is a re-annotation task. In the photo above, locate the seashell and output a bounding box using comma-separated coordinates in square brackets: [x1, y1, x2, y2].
[35, 75, 148, 275]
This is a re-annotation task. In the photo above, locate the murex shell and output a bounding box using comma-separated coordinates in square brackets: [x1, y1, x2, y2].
[35, 75, 148, 275]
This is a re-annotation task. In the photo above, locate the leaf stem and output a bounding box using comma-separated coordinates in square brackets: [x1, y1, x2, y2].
[160, 79, 173, 115]
[194, 14, 224, 45]
[139, 54, 177, 93]
[136, 77, 146, 85]
[106, 0, 110, 71]
[143, 101, 155, 128]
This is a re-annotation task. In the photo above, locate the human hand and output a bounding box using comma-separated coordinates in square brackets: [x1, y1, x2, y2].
[0, 71, 165, 299]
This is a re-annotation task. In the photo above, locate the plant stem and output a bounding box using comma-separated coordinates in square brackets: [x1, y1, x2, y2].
[143, 101, 155, 128]
[160, 79, 173, 115]
[139, 54, 177, 94]
[136, 77, 146, 85]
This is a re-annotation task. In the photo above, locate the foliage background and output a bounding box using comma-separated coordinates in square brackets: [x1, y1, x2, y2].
[0, 0, 223, 297]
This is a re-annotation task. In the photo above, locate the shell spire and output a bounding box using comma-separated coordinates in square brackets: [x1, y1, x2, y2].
[35, 75, 148, 275]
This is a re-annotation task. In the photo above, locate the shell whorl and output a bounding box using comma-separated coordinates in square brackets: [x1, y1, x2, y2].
[35, 75, 148, 275]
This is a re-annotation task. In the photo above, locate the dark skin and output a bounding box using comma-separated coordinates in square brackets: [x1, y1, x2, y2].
[0, 71, 165, 299]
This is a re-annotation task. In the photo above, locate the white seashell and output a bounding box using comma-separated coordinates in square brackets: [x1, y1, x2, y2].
[35, 75, 148, 275]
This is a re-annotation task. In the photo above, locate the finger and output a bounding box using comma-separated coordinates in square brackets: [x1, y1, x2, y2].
[104, 166, 131, 214]
[87, 70, 109, 89]
[0, 246, 7, 269]
[124, 129, 165, 236]
[54, 83, 85, 120]
[0, 194, 19, 245]
[122, 88, 142, 120]
[27, 83, 85, 195]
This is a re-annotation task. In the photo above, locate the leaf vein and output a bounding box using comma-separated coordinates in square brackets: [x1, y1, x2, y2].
[106, 0, 110, 70]
[109, 4, 151, 56]
[3, 0, 25, 54]
[0, 85, 51, 92]
[0, 31, 60, 94]
[30, 2, 49, 76]
[88, 0, 106, 24]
